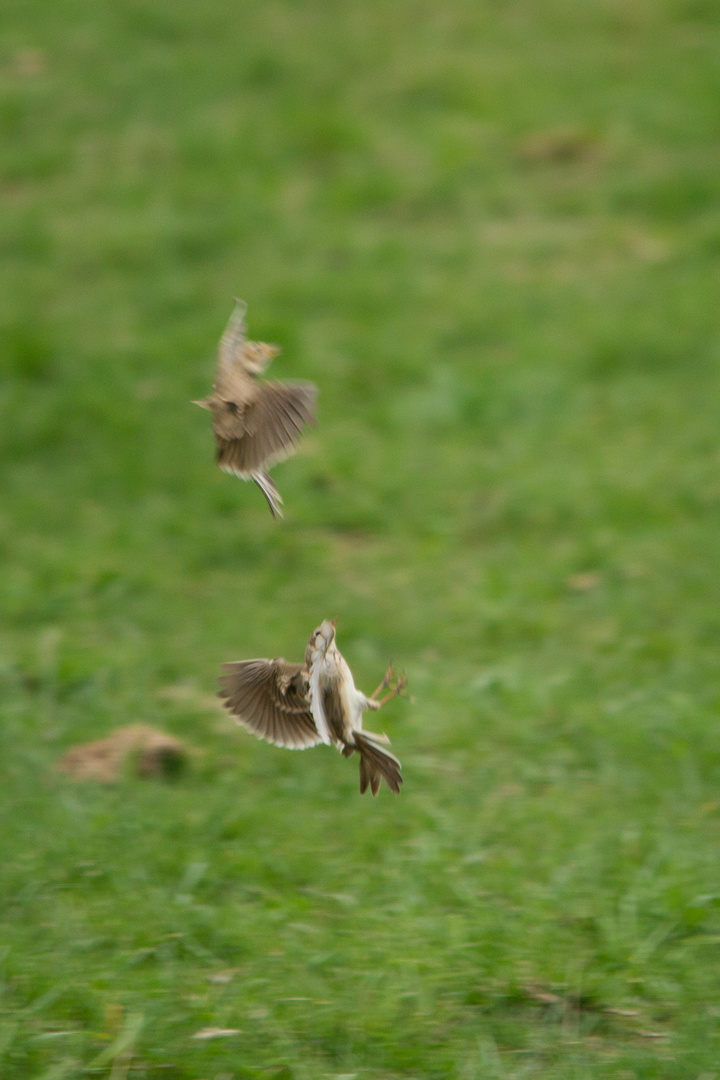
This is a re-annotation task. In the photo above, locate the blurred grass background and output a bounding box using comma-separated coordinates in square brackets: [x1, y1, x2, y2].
[2, 0, 720, 1076]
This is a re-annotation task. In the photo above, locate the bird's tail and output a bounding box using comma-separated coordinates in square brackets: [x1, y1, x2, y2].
[252, 471, 284, 519]
[352, 730, 402, 796]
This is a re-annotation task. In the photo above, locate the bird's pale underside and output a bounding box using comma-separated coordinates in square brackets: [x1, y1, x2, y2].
[218, 619, 407, 795]
[194, 299, 317, 518]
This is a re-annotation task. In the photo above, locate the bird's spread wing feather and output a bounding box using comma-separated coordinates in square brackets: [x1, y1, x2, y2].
[218, 659, 323, 749]
[215, 381, 317, 477]
[216, 299, 248, 379]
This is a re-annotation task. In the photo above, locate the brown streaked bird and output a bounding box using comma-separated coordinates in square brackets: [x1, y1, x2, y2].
[218, 619, 406, 795]
[194, 299, 317, 518]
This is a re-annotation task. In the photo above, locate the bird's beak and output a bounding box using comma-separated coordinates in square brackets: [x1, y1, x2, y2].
[192, 399, 211, 410]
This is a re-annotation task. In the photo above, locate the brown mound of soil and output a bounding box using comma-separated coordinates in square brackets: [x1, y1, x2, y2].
[58, 724, 187, 783]
[517, 128, 600, 165]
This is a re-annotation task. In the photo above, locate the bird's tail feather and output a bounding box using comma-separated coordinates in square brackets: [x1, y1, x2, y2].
[353, 730, 402, 796]
[253, 471, 284, 519]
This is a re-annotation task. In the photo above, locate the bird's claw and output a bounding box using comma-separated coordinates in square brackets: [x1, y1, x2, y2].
[382, 662, 396, 690]
[372, 665, 408, 706]
[371, 663, 394, 700]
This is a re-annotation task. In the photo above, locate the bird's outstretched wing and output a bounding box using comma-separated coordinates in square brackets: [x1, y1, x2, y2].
[215, 381, 317, 477]
[217, 299, 248, 376]
[218, 659, 323, 749]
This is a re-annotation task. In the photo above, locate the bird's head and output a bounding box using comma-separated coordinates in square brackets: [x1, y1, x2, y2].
[307, 618, 337, 661]
[241, 340, 281, 376]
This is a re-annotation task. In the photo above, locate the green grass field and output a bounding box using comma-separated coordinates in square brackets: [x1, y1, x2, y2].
[3, 0, 720, 1076]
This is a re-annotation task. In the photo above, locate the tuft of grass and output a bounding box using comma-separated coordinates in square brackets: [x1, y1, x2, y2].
[2, 0, 720, 1075]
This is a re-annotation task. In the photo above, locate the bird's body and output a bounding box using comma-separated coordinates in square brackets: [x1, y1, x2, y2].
[195, 300, 317, 517]
[306, 621, 373, 745]
[218, 619, 405, 795]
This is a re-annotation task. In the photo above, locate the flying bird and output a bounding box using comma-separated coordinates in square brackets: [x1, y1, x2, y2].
[218, 619, 406, 795]
[194, 299, 317, 518]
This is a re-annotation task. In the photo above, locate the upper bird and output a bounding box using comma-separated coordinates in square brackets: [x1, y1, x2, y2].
[194, 299, 317, 518]
[218, 619, 406, 795]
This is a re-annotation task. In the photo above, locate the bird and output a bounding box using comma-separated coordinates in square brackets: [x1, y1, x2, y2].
[218, 619, 406, 795]
[194, 299, 317, 518]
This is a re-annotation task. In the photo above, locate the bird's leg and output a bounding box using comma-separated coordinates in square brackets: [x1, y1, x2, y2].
[369, 668, 408, 708]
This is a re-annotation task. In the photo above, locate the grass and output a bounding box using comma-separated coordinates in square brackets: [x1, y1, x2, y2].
[2, 0, 720, 1075]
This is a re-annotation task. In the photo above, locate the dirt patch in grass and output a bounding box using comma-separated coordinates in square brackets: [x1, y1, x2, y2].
[58, 724, 188, 782]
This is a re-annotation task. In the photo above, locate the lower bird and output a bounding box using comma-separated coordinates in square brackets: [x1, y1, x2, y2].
[218, 619, 406, 795]
[194, 299, 317, 518]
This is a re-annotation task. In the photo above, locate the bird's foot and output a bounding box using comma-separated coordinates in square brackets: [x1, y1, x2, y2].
[372, 667, 408, 707]
[370, 662, 396, 701]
